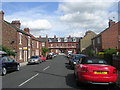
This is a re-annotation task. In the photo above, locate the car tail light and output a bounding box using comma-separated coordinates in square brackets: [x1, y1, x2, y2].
[113, 69, 117, 74]
[82, 67, 88, 72]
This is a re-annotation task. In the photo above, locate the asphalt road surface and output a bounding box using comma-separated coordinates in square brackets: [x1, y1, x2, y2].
[2, 55, 120, 90]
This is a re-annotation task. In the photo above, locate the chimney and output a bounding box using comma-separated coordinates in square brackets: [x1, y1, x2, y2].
[11, 20, 21, 28]
[24, 28, 30, 33]
[54, 35, 56, 39]
[46, 34, 48, 38]
[39, 35, 41, 38]
[109, 19, 116, 28]
[0, 11, 4, 20]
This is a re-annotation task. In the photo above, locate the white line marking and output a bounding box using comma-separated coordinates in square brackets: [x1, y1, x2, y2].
[43, 66, 50, 71]
[18, 73, 39, 87]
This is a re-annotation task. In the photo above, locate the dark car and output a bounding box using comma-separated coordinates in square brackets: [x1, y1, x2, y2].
[46, 54, 52, 59]
[69, 54, 86, 69]
[0, 56, 20, 76]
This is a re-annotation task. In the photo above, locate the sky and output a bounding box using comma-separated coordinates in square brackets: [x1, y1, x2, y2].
[1, 0, 119, 37]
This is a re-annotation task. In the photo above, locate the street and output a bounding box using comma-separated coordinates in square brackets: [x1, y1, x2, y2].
[2, 55, 120, 90]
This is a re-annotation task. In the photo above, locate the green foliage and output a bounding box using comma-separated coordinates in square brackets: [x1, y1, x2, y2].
[87, 49, 94, 57]
[104, 48, 117, 55]
[0, 45, 16, 56]
[42, 48, 50, 56]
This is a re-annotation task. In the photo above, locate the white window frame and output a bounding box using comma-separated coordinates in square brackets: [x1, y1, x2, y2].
[42, 42, 45, 47]
[37, 41, 39, 48]
[28, 36, 30, 46]
[28, 48, 31, 59]
[119, 35, 120, 41]
[19, 48, 22, 60]
[97, 37, 100, 44]
[19, 33, 22, 44]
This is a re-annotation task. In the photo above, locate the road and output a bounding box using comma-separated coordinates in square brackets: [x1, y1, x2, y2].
[2, 55, 120, 90]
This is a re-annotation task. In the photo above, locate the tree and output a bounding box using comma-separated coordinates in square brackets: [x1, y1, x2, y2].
[0, 45, 16, 56]
[42, 48, 50, 56]
[104, 48, 117, 55]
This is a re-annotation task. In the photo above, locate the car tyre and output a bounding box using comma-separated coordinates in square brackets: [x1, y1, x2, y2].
[2, 67, 7, 76]
[16, 65, 20, 71]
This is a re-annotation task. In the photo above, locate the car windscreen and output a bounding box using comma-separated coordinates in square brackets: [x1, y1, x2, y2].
[30, 56, 39, 59]
[73, 55, 85, 61]
[81, 58, 108, 65]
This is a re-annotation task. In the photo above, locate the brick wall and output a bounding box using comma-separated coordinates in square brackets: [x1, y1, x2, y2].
[102, 22, 119, 49]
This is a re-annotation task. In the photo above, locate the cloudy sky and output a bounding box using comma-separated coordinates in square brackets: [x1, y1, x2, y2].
[1, 0, 119, 37]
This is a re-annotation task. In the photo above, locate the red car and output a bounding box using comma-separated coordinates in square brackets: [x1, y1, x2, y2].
[39, 55, 46, 62]
[74, 57, 118, 86]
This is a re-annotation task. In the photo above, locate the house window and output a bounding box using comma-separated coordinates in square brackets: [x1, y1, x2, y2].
[42, 42, 45, 47]
[51, 44, 53, 47]
[19, 33, 22, 44]
[92, 39, 95, 46]
[73, 37, 76, 42]
[28, 36, 30, 46]
[36, 50, 39, 56]
[19, 48, 22, 60]
[119, 35, 120, 41]
[97, 37, 100, 44]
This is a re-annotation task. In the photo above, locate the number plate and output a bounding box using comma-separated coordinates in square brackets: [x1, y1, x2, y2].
[94, 71, 108, 74]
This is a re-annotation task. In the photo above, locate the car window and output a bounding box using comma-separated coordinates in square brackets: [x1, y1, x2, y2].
[7, 57, 14, 62]
[31, 56, 39, 58]
[81, 58, 108, 65]
[1, 57, 8, 62]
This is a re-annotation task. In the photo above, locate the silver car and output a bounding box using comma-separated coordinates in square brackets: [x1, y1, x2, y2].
[28, 56, 42, 64]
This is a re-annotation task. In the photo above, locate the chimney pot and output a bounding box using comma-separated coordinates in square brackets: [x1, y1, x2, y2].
[109, 19, 116, 27]
[11, 20, 21, 28]
[24, 28, 30, 33]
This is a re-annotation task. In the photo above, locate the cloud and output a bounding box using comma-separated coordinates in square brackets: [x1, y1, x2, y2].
[4, 1, 118, 37]
[57, 1, 118, 36]
[22, 20, 52, 30]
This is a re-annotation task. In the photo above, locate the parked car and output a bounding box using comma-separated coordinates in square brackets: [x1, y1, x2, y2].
[28, 56, 42, 64]
[69, 54, 86, 69]
[46, 54, 52, 59]
[39, 55, 46, 62]
[0, 56, 20, 75]
[67, 53, 72, 58]
[74, 57, 118, 86]
[53, 53, 57, 57]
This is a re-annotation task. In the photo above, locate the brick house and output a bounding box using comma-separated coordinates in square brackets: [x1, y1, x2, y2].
[92, 20, 120, 53]
[0, 11, 41, 62]
[39, 35, 81, 54]
[80, 31, 96, 53]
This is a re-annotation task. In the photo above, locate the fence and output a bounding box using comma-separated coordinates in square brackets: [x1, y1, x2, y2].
[113, 56, 120, 70]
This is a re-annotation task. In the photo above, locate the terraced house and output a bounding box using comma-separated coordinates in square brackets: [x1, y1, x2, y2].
[0, 11, 41, 63]
[92, 19, 120, 53]
[39, 35, 81, 54]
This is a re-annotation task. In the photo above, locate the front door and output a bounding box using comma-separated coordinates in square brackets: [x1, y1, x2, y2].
[24, 51, 27, 62]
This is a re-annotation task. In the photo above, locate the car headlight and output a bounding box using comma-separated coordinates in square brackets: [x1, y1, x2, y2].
[73, 62, 76, 64]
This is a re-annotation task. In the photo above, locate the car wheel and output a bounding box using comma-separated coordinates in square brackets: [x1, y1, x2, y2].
[2, 67, 7, 75]
[16, 65, 20, 71]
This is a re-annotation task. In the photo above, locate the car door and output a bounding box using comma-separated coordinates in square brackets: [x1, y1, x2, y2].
[8, 58, 17, 70]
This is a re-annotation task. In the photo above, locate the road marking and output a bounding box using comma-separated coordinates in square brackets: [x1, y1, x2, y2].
[43, 66, 50, 71]
[18, 73, 39, 87]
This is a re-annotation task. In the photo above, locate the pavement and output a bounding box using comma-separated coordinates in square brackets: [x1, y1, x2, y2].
[117, 70, 120, 87]
[2, 55, 120, 90]
[20, 62, 28, 67]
